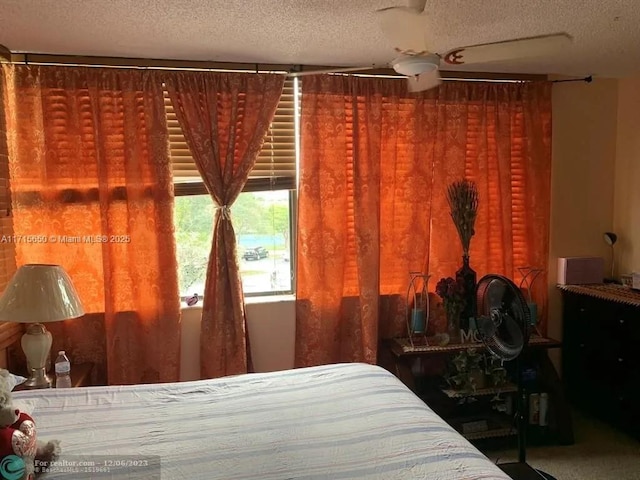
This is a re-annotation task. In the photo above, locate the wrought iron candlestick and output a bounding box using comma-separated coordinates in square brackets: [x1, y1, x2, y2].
[406, 272, 431, 347]
[518, 266, 543, 334]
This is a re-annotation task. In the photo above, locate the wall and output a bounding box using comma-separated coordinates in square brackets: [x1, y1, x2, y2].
[180, 297, 296, 380]
[547, 78, 619, 358]
[613, 75, 640, 274]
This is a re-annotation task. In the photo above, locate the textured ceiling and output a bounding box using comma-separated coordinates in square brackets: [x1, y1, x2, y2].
[0, 0, 639, 77]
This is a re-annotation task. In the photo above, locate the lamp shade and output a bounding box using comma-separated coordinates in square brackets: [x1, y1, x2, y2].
[603, 232, 618, 246]
[0, 264, 84, 323]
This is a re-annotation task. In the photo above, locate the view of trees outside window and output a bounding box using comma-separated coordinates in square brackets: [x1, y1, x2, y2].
[174, 190, 292, 298]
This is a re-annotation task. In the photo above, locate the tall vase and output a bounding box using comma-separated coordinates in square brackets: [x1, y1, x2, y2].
[456, 254, 476, 332]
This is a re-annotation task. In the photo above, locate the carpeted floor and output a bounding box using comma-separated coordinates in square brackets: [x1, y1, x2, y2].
[486, 412, 640, 480]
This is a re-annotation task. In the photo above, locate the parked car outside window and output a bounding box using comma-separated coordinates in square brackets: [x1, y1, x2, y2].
[243, 246, 269, 261]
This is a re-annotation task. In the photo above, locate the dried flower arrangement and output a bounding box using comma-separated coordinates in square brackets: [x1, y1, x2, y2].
[446, 179, 479, 256]
[435, 277, 466, 316]
[436, 276, 466, 341]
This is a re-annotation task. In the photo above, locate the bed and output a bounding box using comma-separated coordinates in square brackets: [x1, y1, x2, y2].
[14, 363, 510, 479]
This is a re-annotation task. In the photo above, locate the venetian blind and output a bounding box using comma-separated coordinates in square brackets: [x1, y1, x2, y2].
[342, 94, 426, 296]
[166, 77, 297, 194]
[464, 99, 529, 276]
[343, 96, 357, 295]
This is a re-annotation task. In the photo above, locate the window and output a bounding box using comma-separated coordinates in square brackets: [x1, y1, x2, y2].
[174, 190, 293, 297]
[167, 77, 298, 298]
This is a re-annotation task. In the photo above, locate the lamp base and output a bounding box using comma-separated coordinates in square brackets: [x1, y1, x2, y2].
[23, 367, 52, 389]
[21, 323, 53, 389]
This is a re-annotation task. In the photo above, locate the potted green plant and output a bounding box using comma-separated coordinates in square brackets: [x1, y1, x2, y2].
[484, 355, 508, 387]
[445, 348, 486, 394]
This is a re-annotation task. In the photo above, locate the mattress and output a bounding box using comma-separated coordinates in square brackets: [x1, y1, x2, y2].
[13, 363, 509, 479]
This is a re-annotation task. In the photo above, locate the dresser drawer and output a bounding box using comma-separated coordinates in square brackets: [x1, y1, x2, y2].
[605, 383, 640, 439]
[561, 287, 640, 438]
[610, 303, 640, 337]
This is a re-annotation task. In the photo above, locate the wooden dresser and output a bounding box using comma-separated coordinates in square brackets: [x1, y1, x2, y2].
[560, 284, 640, 439]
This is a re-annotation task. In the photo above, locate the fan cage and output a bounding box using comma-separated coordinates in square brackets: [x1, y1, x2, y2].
[475, 274, 531, 361]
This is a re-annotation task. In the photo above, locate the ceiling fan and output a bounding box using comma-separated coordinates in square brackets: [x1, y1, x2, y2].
[289, 0, 572, 92]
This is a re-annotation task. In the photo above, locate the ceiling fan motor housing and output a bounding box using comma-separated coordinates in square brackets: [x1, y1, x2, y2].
[391, 54, 440, 76]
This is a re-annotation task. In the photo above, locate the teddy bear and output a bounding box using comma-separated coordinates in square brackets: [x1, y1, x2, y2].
[0, 369, 60, 480]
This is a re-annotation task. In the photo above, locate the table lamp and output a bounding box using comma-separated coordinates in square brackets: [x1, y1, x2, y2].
[0, 264, 84, 388]
[603, 232, 618, 283]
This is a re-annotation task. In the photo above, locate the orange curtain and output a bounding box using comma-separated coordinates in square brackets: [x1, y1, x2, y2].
[2, 65, 181, 385]
[426, 82, 552, 334]
[296, 76, 434, 366]
[164, 72, 284, 379]
[296, 77, 551, 367]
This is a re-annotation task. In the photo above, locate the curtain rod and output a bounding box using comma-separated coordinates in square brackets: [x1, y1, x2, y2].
[551, 75, 593, 84]
[4, 52, 548, 83]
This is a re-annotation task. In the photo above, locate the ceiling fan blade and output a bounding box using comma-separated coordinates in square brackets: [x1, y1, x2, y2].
[375, 6, 429, 55]
[441, 33, 572, 66]
[406, 68, 441, 92]
[288, 66, 380, 77]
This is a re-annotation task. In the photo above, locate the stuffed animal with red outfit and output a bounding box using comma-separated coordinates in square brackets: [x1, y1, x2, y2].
[0, 370, 60, 480]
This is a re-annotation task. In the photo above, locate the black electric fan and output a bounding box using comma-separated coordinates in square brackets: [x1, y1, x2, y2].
[475, 275, 556, 480]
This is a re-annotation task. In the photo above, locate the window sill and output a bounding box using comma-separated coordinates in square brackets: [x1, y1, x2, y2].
[245, 294, 296, 305]
[180, 294, 296, 309]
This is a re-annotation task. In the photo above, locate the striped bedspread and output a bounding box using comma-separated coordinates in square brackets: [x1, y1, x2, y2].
[14, 363, 509, 479]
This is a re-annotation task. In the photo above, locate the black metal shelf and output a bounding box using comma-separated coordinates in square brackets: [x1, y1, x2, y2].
[446, 413, 516, 441]
[441, 382, 517, 399]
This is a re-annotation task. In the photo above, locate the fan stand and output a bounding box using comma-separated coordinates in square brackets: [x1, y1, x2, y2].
[475, 275, 557, 480]
[497, 357, 557, 480]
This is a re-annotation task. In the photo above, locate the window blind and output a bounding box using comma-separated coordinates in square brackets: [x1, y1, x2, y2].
[464, 101, 529, 275]
[166, 77, 297, 194]
[342, 95, 423, 296]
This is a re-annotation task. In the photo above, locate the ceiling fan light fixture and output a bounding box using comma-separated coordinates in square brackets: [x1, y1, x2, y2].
[391, 54, 439, 76]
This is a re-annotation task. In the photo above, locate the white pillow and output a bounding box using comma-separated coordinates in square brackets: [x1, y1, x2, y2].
[7, 374, 33, 415]
[7, 373, 27, 391]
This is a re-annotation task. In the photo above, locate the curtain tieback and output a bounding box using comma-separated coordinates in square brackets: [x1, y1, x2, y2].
[217, 205, 231, 220]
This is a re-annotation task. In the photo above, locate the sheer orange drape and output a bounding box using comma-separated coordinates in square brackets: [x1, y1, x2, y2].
[296, 77, 551, 367]
[164, 72, 284, 379]
[2, 65, 181, 385]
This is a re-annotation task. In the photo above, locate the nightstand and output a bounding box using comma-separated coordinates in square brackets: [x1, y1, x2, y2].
[14, 362, 95, 391]
[378, 337, 574, 445]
